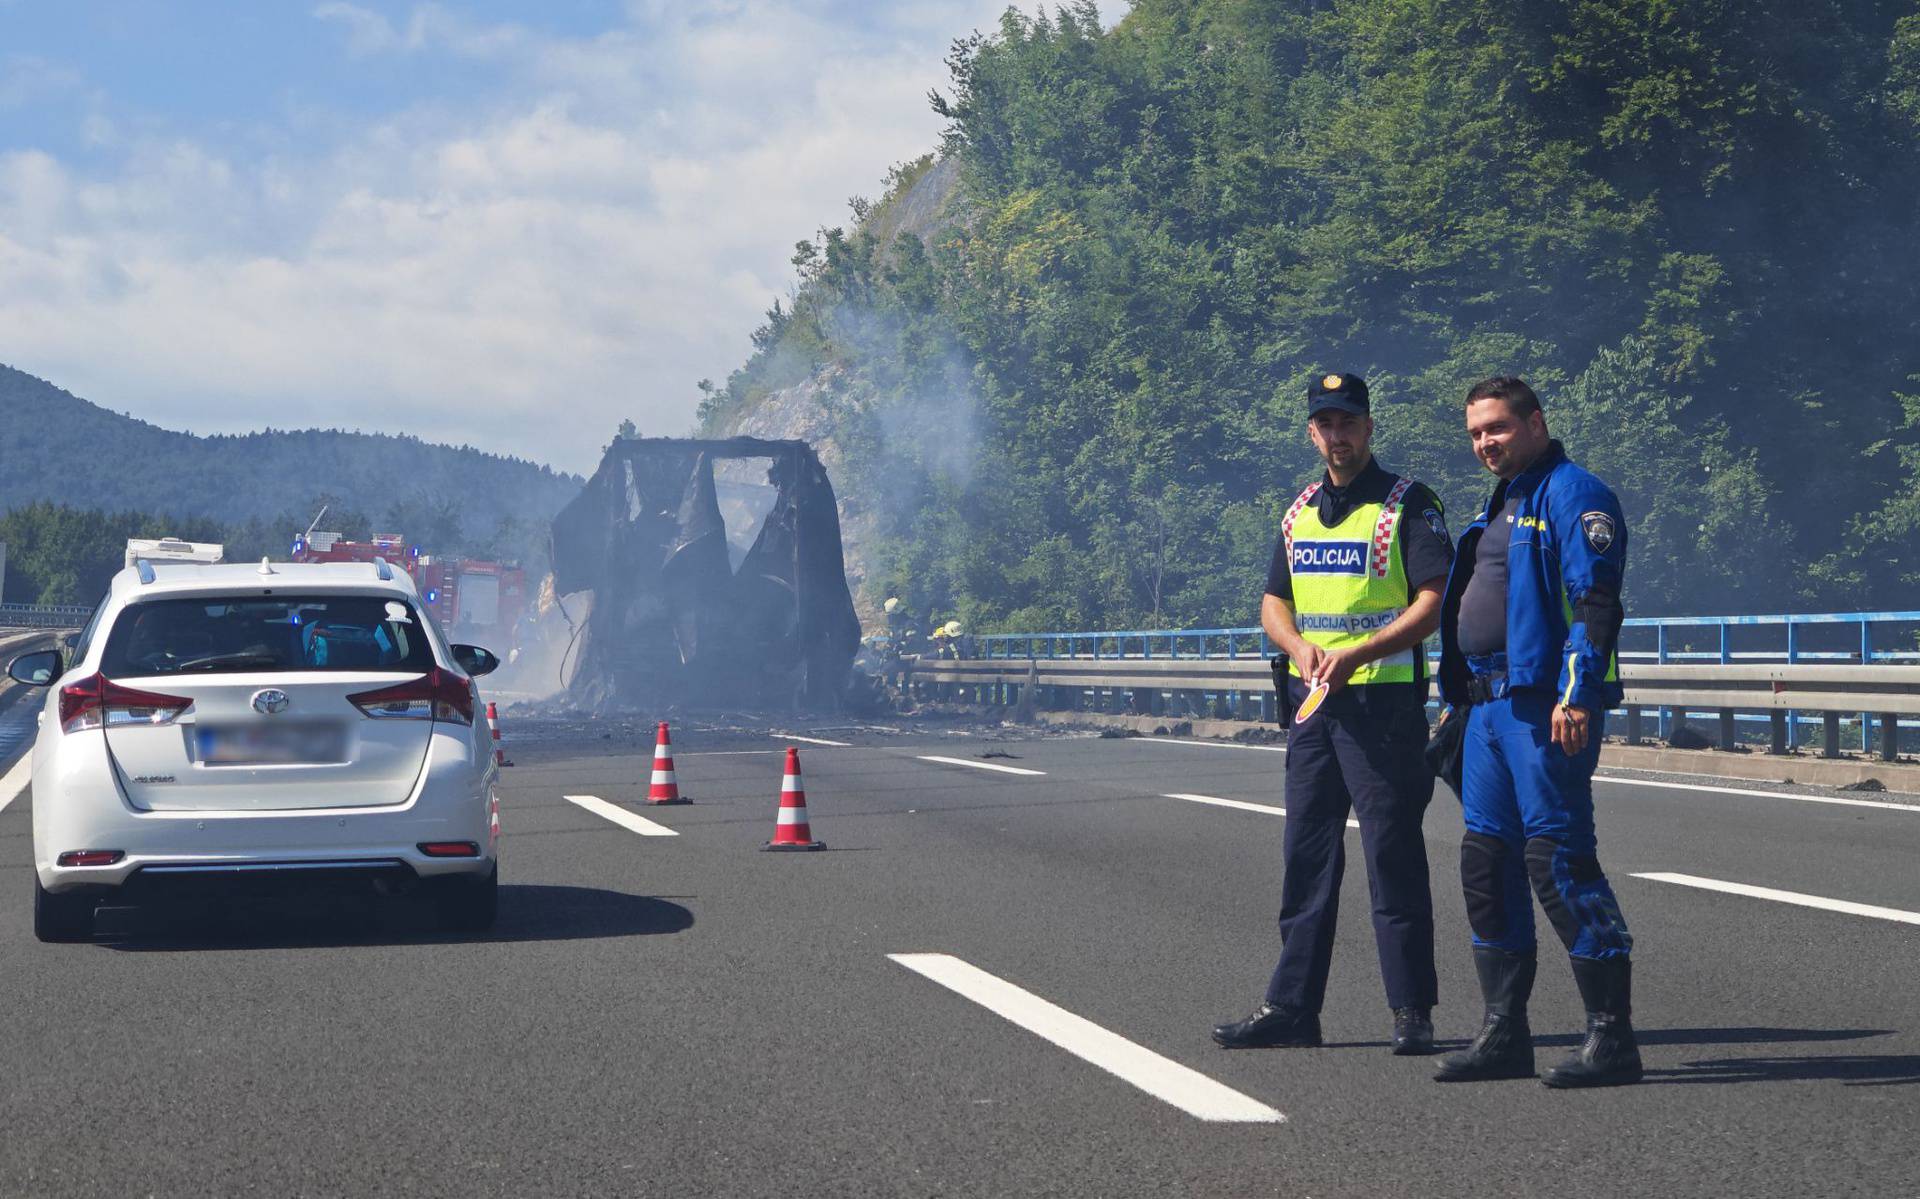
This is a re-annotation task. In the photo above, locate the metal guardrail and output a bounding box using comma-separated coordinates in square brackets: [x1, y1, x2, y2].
[902, 655, 1920, 763]
[964, 610, 1920, 754]
[971, 611, 1920, 664]
[0, 603, 93, 631]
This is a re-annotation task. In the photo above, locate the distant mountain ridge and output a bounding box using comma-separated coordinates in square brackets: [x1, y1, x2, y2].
[0, 364, 583, 540]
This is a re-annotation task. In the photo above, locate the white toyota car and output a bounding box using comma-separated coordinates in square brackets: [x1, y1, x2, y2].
[6, 557, 501, 942]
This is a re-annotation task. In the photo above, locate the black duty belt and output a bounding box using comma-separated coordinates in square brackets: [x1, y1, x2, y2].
[1465, 673, 1508, 704]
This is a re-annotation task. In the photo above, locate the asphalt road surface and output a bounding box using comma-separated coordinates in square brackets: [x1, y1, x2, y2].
[0, 707, 1915, 1197]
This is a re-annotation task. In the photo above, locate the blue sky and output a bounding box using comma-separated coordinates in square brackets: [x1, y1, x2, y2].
[0, 2, 1123, 473]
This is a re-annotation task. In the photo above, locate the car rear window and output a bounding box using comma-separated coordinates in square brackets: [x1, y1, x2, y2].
[101, 595, 436, 676]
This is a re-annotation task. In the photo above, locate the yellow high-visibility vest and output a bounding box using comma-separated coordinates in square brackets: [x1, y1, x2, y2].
[1281, 476, 1420, 684]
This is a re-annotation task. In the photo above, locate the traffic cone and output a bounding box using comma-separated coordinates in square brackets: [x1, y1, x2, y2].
[485, 702, 513, 768]
[648, 721, 691, 805]
[763, 746, 825, 851]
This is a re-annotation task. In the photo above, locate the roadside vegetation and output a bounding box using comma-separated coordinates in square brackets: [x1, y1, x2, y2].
[702, 0, 1920, 633]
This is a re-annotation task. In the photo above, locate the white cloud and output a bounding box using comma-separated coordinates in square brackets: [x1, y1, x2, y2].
[0, 2, 1127, 473]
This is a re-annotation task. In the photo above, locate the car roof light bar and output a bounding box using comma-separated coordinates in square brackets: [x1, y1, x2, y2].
[373, 557, 394, 581]
[135, 559, 157, 585]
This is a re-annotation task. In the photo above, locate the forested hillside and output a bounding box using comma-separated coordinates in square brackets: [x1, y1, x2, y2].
[0, 364, 583, 601]
[704, 0, 1920, 632]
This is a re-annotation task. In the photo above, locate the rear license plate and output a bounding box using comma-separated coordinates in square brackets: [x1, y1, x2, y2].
[196, 724, 348, 766]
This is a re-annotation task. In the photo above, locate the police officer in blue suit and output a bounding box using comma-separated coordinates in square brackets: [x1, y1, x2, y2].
[1433, 376, 1642, 1088]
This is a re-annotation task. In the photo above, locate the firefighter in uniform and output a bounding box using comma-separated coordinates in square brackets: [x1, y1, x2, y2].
[882, 597, 909, 659]
[1433, 376, 1641, 1088]
[1213, 372, 1454, 1055]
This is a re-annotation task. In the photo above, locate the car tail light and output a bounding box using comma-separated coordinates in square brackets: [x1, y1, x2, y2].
[59, 674, 192, 733]
[347, 668, 475, 725]
[418, 841, 480, 857]
[57, 850, 125, 867]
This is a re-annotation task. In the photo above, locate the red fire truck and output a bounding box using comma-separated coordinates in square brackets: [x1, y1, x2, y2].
[291, 532, 527, 650]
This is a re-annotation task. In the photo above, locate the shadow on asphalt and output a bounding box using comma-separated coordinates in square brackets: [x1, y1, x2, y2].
[89, 883, 695, 951]
[1522, 1027, 1919, 1088]
[1324, 1026, 1891, 1053]
[1648, 1054, 1920, 1086]
[1529, 1026, 1893, 1048]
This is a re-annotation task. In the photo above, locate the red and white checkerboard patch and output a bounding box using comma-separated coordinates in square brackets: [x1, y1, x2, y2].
[1369, 477, 1414, 577]
[1281, 482, 1323, 556]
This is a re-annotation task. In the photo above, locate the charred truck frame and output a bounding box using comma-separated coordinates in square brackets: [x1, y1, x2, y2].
[550, 437, 860, 712]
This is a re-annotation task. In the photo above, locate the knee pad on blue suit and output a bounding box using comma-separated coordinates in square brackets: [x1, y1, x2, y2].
[1525, 836, 1631, 956]
[1460, 832, 1516, 943]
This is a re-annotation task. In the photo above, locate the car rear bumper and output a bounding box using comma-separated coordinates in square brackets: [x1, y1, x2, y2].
[32, 732, 497, 893]
[38, 844, 495, 893]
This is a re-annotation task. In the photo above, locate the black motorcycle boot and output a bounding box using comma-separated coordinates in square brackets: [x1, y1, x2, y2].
[1391, 1007, 1435, 1055]
[1212, 1003, 1323, 1049]
[1434, 946, 1537, 1081]
[1542, 956, 1643, 1088]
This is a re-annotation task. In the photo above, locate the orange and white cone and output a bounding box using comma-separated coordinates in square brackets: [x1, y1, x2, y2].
[648, 721, 691, 805]
[486, 702, 513, 767]
[763, 746, 825, 851]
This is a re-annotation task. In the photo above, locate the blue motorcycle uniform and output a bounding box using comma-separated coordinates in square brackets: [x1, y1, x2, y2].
[1438, 441, 1633, 961]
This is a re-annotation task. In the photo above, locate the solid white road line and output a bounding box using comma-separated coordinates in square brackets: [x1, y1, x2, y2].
[774, 733, 853, 747]
[564, 794, 680, 837]
[1597, 774, 1919, 814]
[1142, 737, 1288, 754]
[1142, 741, 1920, 814]
[1633, 872, 1920, 926]
[1139, 739, 1920, 815]
[0, 755, 29, 815]
[916, 755, 1046, 776]
[1165, 793, 1359, 830]
[887, 953, 1284, 1124]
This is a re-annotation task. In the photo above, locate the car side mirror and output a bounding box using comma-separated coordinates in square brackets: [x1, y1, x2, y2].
[7, 650, 63, 687]
[451, 644, 499, 677]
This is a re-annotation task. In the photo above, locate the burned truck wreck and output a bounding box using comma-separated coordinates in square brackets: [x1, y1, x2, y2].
[550, 437, 862, 712]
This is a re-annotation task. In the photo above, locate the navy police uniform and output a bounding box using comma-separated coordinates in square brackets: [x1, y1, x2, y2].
[1215, 374, 1453, 1053]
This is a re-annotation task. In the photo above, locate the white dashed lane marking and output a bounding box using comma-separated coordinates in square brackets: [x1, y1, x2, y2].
[916, 755, 1046, 777]
[1165, 793, 1359, 829]
[564, 794, 680, 837]
[774, 733, 853, 747]
[1633, 872, 1920, 926]
[1141, 738, 1287, 754]
[888, 953, 1284, 1124]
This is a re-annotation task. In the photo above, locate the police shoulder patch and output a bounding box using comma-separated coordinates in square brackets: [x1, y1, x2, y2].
[1423, 507, 1449, 541]
[1581, 511, 1617, 553]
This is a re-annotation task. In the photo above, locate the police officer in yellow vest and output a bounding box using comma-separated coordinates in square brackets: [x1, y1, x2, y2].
[1214, 372, 1455, 1055]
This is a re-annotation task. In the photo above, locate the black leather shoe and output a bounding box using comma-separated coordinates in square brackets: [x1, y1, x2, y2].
[1212, 1003, 1322, 1049]
[1542, 956, 1642, 1088]
[1434, 946, 1537, 1082]
[1391, 1007, 1435, 1055]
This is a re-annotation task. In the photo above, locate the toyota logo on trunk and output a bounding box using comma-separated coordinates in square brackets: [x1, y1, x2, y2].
[251, 689, 291, 715]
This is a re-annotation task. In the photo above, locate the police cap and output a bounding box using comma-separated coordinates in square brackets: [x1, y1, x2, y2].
[1307, 372, 1370, 418]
